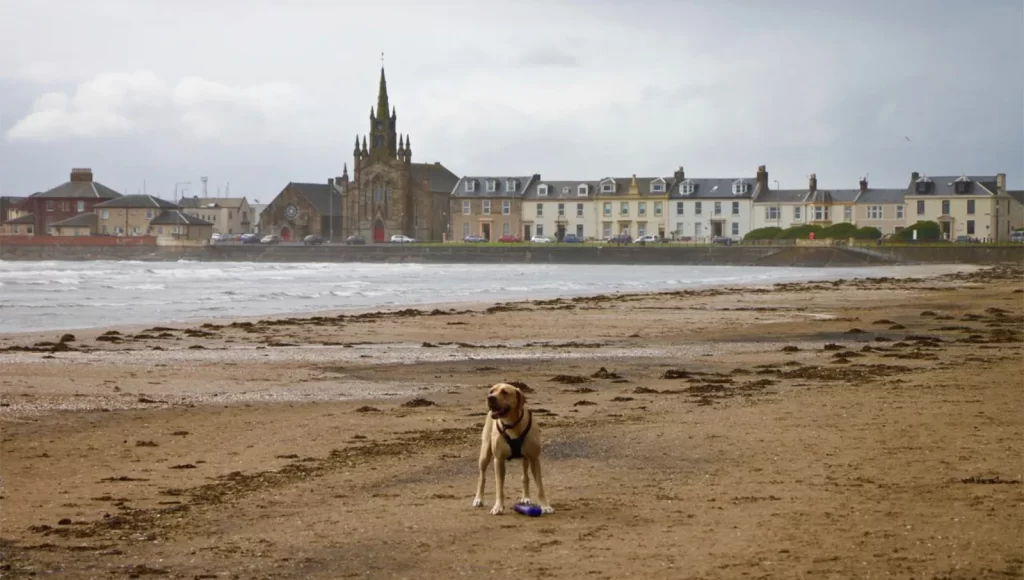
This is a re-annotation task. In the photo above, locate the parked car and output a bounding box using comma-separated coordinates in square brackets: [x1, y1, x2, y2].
[498, 234, 522, 243]
[633, 234, 659, 244]
[345, 235, 366, 245]
[1011, 231, 1024, 243]
[607, 234, 632, 244]
[303, 235, 323, 246]
[390, 234, 416, 244]
[562, 233, 584, 243]
[464, 234, 487, 243]
[530, 235, 552, 243]
[260, 235, 281, 244]
[241, 233, 260, 244]
[711, 236, 733, 245]
[954, 235, 979, 244]
[211, 233, 223, 243]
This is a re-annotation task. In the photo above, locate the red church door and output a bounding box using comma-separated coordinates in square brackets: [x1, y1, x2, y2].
[280, 227, 291, 241]
[373, 221, 386, 243]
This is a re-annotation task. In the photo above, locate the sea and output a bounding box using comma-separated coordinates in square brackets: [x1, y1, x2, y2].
[0, 260, 969, 334]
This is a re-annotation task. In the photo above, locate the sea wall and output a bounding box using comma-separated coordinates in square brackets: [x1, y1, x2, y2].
[4, 239, 1021, 266]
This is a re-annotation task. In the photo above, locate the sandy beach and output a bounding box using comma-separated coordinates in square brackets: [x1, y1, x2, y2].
[1, 264, 1022, 579]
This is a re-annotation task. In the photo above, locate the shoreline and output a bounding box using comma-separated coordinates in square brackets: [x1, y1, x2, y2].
[0, 262, 983, 337]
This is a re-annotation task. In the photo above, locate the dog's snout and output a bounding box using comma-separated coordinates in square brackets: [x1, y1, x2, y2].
[487, 394, 498, 401]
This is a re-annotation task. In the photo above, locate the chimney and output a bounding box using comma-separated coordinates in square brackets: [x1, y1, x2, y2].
[808, 173, 817, 192]
[756, 165, 768, 191]
[70, 168, 93, 182]
[996, 173, 1006, 194]
[859, 177, 868, 192]
[911, 171, 920, 182]
[673, 166, 685, 182]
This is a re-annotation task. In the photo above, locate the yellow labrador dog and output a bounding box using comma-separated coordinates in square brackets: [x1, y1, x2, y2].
[472, 382, 555, 515]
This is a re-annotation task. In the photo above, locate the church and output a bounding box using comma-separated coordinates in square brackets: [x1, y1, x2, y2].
[338, 67, 459, 242]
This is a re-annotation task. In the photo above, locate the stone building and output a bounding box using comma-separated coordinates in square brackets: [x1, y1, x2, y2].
[260, 181, 343, 242]
[339, 68, 459, 242]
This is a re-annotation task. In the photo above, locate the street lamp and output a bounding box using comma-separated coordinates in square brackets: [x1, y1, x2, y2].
[174, 181, 192, 205]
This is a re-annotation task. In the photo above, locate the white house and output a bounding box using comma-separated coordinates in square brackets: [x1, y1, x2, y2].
[667, 165, 768, 241]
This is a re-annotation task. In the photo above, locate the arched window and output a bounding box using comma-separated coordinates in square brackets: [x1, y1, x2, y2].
[384, 183, 392, 217]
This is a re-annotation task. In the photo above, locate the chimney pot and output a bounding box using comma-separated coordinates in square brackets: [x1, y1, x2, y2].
[809, 173, 818, 192]
[70, 168, 93, 182]
[859, 177, 868, 191]
[911, 171, 920, 182]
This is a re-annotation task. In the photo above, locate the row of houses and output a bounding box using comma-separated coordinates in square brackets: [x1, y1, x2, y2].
[1, 168, 254, 240]
[449, 167, 1024, 243]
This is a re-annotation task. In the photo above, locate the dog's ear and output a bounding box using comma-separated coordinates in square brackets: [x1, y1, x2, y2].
[516, 389, 525, 410]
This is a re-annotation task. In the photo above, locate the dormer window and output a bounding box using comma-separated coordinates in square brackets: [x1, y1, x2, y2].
[679, 180, 695, 195]
[577, 184, 589, 197]
[465, 180, 476, 193]
[953, 176, 972, 194]
[600, 180, 615, 193]
[538, 184, 549, 196]
[732, 180, 749, 195]
[505, 179, 516, 192]
[562, 186, 570, 195]
[915, 176, 933, 194]
[486, 179, 496, 193]
[651, 178, 666, 193]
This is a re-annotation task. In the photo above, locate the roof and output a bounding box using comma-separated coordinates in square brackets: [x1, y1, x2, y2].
[754, 189, 809, 204]
[177, 197, 249, 209]
[411, 162, 460, 194]
[94, 195, 178, 209]
[3, 213, 35, 225]
[50, 212, 98, 228]
[29, 180, 122, 200]
[523, 179, 600, 200]
[1005, 190, 1023, 204]
[149, 210, 214, 226]
[452, 175, 537, 198]
[288, 183, 343, 217]
[594, 176, 672, 197]
[669, 177, 762, 199]
[855, 189, 907, 204]
[905, 175, 999, 196]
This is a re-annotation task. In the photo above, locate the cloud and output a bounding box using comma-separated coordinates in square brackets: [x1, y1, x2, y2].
[515, 46, 581, 68]
[4, 71, 309, 144]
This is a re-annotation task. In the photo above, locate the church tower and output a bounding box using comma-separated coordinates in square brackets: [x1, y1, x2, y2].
[368, 67, 398, 159]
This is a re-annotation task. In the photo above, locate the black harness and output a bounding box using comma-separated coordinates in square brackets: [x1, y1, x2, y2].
[498, 412, 532, 461]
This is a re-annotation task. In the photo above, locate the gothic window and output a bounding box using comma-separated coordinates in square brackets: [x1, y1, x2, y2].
[385, 183, 392, 217]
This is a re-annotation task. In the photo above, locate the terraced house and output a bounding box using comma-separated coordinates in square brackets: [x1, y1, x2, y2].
[904, 172, 1013, 241]
[521, 179, 598, 241]
[450, 175, 537, 241]
[668, 166, 769, 241]
[595, 174, 670, 240]
[752, 173, 862, 232]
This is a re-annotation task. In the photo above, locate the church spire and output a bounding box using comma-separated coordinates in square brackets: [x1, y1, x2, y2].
[376, 66, 389, 120]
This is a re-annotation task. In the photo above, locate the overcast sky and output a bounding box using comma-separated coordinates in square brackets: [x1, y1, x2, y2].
[1, 0, 1021, 201]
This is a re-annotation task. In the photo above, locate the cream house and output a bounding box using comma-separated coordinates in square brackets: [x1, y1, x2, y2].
[595, 175, 670, 239]
[450, 176, 537, 241]
[93, 195, 180, 236]
[852, 183, 908, 235]
[521, 180, 599, 240]
[669, 166, 768, 241]
[1008, 191, 1024, 232]
[904, 173, 1012, 241]
[178, 196, 253, 235]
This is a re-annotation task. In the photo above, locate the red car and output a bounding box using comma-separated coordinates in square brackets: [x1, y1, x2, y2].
[498, 234, 522, 243]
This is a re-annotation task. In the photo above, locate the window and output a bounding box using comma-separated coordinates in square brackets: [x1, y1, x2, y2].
[482, 200, 491, 215]
[654, 202, 663, 217]
[576, 203, 584, 217]
[486, 180, 496, 193]
[794, 206, 802, 220]
[465, 180, 476, 193]
[562, 187, 570, 194]
[638, 202, 647, 217]
[576, 224, 584, 237]
[538, 184, 548, 196]
[101, 210, 109, 220]
[502, 200, 511, 215]
[766, 207, 779, 220]
[503, 222, 510, 235]
[603, 202, 612, 217]
[732, 201, 740, 215]
[814, 206, 829, 221]
[577, 184, 589, 196]
[915, 178, 932, 193]
[714, 202, 722, 215]
[967, 199, 975, 214]
[896, 205, 904, 219]
[916, 200, 925, 215]
[536, 224, 544, 236]
[601, 182, 614, 193]
[602, 223, 612, 238]
[557, 203, 565, 216]
[695, 202, 703, 215]
[620, 202, 629, 216]
[732, 222, 739, 236]
[463, 223, 470, 237]
[77, 201, 85, 213]
[652, 182, 665, 193]
[680, 180, 695, 195]
[46, 200, 54, 212]
[843, 206, 852, 222]
[954, 179, 971, 194]
[966, 220, 975, 235]
[941, 200, 950, 215]
[145, 210, 153, 219]
[732, 180, 748, 195]
[505, 179, 516, 192]
[638, 222, 647, 236]
[676, 202, 684, 216]
[462, 200, 471, 215]
[868, 206, 882, 219]
[536, 203, 543, 217]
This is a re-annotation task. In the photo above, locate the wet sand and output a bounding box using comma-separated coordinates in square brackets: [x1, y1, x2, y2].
[1, 264, 1022, 579]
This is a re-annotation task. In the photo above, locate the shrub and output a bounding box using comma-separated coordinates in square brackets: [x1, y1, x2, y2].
[855, 226, 882, 240]
[892, 221, 941, 242]
[777, 224, 824, 239]
[819, 223, 859, 239]
[744, 227, 784, 241]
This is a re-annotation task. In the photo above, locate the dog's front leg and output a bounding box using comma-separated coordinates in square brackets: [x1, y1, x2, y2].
[472, 439, 491, 508]
[529, 456, 555, 514]
[490, 457, 507, 515]
[520, 458, 532, 505]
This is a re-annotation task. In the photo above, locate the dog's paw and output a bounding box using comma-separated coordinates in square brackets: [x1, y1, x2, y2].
[472, 497, 483, 508]
[540, 505, 555, 514]
[490, 504, 504, 515]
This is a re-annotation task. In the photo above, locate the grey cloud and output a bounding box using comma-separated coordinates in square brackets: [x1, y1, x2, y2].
[515, 46, 582, 68]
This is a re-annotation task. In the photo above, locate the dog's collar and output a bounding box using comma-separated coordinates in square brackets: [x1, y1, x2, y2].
[499, 409, 526, 432]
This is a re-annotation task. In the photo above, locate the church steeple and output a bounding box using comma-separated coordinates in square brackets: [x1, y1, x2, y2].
[368, 65, 397, 157]
[376, 67, 389, 120]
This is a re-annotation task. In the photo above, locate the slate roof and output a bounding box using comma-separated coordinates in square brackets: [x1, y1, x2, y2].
[452, 175, 537, 198]
[178, 197, 248, 209]
[3, 213, 35, 225]
[1007, 190, 1024, 204]
[411, 162, 460, 194]
[594, 176, 672, 197]
[30, 180, 122, 200]
[753, 189, 809, 204]
[855, 189, 908, 204]
[669, 177, 761, 199]
[94, 195, 178, 209]
[50, 213, 98, 228]
[149, 210, 214, 226]
[906, 175, 998, 196]
[289, 183, 343, 217]
[523, 179, 601, 200]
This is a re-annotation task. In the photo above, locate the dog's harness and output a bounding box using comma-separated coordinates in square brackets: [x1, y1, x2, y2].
[498, 412, 532, 461]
